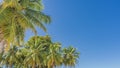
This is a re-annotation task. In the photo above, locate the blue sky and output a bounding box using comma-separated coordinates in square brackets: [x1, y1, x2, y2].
[1, 0, 120, 68]
[39, 0, 120, 68]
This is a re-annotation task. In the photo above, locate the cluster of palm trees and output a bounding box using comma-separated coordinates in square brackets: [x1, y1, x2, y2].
[0, 0, 51, 48]
[0, 0, 80, 68]
[0, 36, 79, 68]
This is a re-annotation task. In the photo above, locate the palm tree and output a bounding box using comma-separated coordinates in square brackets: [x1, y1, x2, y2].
[1, 45, 20, 68]
[0, 35, 80, 68]
[0, 0, 51, 50]
[63, 46, 80, 68]
[47, 43, 63, 68]
[23, 36, 51, 68]
[14, 47, 26, 68]
[23, 35, 63, 68]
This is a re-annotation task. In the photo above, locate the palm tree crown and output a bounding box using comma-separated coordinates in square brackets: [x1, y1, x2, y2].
[0, 0, 51, 50]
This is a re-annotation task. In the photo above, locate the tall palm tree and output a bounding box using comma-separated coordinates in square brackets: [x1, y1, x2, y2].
[0, 0, 51, 50]
[63, 46, 80, 68]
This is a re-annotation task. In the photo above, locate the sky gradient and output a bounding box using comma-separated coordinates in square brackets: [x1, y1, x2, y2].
[0, 0, 120, 68]
[39, 0, 120, 68]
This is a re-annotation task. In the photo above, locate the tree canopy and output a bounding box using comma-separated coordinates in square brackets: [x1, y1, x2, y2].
[0, 36, 80, 68]
[0, 0, 51, 47]
[0, 0, 80, 68]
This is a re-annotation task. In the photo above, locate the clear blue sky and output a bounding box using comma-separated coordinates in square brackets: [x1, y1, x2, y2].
[38, 0, 120, 68]
[1, 0, 120, 68]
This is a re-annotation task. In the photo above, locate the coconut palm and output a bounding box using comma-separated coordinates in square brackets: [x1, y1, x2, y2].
[0, 0, 51, 50]
[0, 35, 80, 68]
[63, 46, 80, 68]
[1, 45, 20, 68]
[23, 36, 51, 68]
[23, 36, 63, 68]
[14, 47, 26, 68]
[47, 43, 63, 68]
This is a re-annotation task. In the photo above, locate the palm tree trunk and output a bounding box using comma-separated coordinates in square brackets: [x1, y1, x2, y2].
[0, 29, 5, 53]
[52, 65, 54, 68]
[0, 40, 6, 53]
[51, 62, 55, 68]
